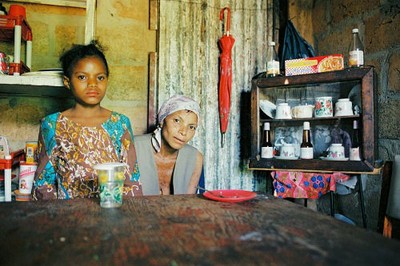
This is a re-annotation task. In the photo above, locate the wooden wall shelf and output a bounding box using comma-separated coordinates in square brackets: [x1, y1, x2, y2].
[0, 75, 71, 98]
[249, 67, 377, 173]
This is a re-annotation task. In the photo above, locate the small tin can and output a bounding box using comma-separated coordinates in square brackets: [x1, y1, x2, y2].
[26, 141, 38, 164]
[0, 52, 8, 74]
[19, 161, 37, 195]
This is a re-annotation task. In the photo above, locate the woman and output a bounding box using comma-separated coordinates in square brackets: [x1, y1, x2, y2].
[134, 95, 203, 195]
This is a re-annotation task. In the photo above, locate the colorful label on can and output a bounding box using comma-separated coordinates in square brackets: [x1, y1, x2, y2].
[19, 163, 37, 194]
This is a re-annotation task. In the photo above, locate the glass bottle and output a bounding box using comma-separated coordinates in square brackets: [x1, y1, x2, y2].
[349, 28, 364, 67]
[300, 121, 313, 159]
[261, 122, 273, 158]
[266, 41, 280, 77]
[350, 120, 361, 161]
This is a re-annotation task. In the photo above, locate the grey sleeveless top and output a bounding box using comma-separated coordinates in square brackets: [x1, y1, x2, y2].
[134, 134, 199, 195]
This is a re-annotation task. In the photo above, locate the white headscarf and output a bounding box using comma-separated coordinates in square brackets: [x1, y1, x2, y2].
[151, 95, 200, 152]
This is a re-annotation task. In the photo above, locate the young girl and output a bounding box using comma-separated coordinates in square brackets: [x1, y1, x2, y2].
[32, 41, 142, 200]
[134, 95, 203, 195]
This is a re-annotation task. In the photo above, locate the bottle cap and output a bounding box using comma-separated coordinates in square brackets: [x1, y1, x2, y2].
[352, 28, 359, 33]
[269, 41, 276, 46]
[303, 121, 310, 130]
[263, 122, 270, 130]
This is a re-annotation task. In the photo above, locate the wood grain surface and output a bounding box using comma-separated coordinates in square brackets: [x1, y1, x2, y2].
[1, 194, 399, 265]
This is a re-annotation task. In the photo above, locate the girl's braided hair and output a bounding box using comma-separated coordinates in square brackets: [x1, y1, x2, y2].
[59, 40, 109, 78]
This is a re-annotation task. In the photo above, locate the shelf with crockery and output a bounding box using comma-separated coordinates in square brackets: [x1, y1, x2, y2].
[0, 10, 70, 98]
[249, 67, 377, 173]
[261, 114, 361, 123]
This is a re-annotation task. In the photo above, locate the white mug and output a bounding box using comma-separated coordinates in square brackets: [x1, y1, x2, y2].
[350, 147, 361, 161]
[275, 103, 292, 119]
[292, 105, 314, 118]
[327, 143, 345, 159]
[281, 144, 295, 158]
[335, 98, 353, 116]
[315, 96, 333, 117]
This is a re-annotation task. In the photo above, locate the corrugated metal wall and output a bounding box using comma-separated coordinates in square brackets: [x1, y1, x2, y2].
[158, 0, 273, 191]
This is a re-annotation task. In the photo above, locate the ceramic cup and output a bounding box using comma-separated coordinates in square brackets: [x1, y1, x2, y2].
[94, 162, 126, 208]
[280, 144, 295, 158]
[350, 147, 361, 161]
[335, 98, 353, 116]
[315, 96, 333, 117]
[292, 105, 314, 118]
[275, 103, 292, 119]
[327, 143, 345, 159]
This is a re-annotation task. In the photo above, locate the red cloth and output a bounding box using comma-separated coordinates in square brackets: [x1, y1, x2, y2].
[271, 171, 349, 199]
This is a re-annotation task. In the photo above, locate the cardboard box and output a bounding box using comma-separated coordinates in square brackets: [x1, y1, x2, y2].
[285, 54, 344, 76]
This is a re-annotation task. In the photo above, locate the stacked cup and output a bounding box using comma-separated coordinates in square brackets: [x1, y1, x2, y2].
[335, 98, 353, 116]
[315, 96, 333, 118]
[275, 103, 292, 119]
[326, 143, 346, 160]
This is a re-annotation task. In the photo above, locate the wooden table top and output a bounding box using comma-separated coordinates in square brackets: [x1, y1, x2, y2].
[1, 194, 399, 265]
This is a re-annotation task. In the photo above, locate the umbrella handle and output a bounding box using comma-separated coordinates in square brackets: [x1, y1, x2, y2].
[220, 7, 231, 36]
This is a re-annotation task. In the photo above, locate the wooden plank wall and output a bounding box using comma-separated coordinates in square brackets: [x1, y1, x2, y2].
[158, 0, 273, 191]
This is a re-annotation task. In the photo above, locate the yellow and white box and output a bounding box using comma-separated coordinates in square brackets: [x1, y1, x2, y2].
[285, 54, 344, 76]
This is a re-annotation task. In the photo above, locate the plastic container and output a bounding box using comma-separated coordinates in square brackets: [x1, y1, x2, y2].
[94, 163, 126, 208]
[18, 162, 37, 194]
[9, 5, 26, 18]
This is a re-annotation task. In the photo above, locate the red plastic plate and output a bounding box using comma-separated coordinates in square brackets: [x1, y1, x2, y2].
[203, 189, 257, 203]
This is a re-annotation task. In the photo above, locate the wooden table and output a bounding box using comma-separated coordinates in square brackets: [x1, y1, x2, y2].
[1, 194, 400, 265]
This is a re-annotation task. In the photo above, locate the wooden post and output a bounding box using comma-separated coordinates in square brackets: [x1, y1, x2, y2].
[85, 0, 96, 44]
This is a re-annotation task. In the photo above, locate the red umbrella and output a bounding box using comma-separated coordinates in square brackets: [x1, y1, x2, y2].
[218, 7, 235, 147]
